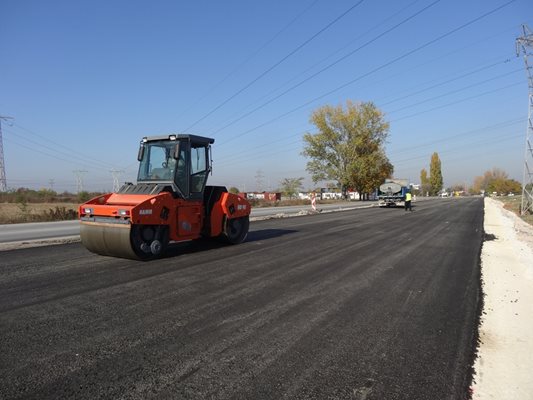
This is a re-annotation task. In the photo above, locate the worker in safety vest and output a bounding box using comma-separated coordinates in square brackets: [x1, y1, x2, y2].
[405, 191, 412, 211]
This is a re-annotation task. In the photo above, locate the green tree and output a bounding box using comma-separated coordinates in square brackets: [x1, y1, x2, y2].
[429, 152, 443, 195]
[280, 177, 304, 199]
[496, 179, 521, 194]
[354, 150, 393, 199]
[228, 186, 240, 194]
[302, 100, 391, 198]
[420, 168, 429, 196]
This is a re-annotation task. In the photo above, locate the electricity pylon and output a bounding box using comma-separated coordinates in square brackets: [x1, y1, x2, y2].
[73, 170, 88, 193]
[0, 115, 13, 192]
[110, 169, 125, 192]
[516, 24, 533, 215]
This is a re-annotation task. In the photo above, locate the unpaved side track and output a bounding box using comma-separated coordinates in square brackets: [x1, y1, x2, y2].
[0, 198, 482, 399]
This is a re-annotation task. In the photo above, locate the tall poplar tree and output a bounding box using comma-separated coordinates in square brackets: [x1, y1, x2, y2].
[429, 152, 443, 195]
[420, 168, 429, 196]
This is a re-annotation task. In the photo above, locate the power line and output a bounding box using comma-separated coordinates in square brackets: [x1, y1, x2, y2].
[392, 132, 524, 165]
[2, 135, 108, 171]
[3, 124, 140, 175]
[379, 58, 515, 107]
[373, 24, 523, 101]
[209, 0, 441, 138]
[212, 56, 520, 168]
[386, 69, 523, 115]
[183, 0, 367, 132]
[216, 141, 304, 169]
[214, 75, 523, 169]
[212, 46, 523, 170]
[265, 26, 519, 126]
[217, 117, 525, 170]
[10, 123, 122, 170]
[389, 81, 523, 123]
[199, 0, 425, 135]
[218, 63, 522, 132]
[173, 0, 321, 123]
[214, 81, 525, 178]
[390, 117, 526, 156]
[217, 0, 518, 146]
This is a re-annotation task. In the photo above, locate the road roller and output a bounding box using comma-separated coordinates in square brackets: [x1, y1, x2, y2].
[79, 134, 251, 260]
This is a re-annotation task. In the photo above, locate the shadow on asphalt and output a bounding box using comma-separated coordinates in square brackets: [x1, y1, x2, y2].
[246, 228, 298, 242]
[162, 229, 298, 259]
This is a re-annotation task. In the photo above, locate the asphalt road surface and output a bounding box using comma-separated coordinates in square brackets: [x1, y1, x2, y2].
[0, 198, 483, 400]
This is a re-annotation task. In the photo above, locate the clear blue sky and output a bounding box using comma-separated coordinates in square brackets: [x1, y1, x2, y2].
[1, 0, 532, 192]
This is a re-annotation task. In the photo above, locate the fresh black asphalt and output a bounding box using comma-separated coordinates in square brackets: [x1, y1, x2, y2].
[0, 197, 484, 399]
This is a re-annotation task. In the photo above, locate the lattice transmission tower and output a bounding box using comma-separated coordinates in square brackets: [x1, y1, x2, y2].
[516, 24, 533, 215]
[73, 170, 88, 193]
[110, 169, 125, 192]
[0, 115, 13, 192]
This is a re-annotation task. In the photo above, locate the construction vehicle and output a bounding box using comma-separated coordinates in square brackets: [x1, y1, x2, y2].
[378, 179, 410, 207]
[79, 134, 251, 260]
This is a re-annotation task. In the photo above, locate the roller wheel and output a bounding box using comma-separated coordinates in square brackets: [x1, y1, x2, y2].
[222, 216, 249, 244]
[131, 225, 169, 260]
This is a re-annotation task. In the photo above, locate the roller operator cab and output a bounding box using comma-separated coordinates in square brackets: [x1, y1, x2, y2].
[79, 134, 251, 260]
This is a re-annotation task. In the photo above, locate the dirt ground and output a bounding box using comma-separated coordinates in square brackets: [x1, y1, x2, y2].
[471, 198, 533, 399]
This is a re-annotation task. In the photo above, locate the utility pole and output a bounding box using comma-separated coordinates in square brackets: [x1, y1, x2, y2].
[110, 169, 125, 192]
[48, 179, 55, 192]
[516, 24, 533, 215]
[73, 170, 88, 193]
[255, 169, 264, 192]
[0, 115, 13, 192]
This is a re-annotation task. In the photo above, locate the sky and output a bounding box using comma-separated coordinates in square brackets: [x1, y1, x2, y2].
[1, 0, 532, 193]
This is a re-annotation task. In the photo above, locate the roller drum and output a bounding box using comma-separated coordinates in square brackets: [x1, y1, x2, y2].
[80, 221, 140, 260]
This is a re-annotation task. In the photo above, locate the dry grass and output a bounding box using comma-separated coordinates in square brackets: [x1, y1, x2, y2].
[0, 202, 79, 224]
[495, 195, 533, 226]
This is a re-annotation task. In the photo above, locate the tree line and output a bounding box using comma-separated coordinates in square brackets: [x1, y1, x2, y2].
[471, 168, 521, 195]
[0, 188, 99, 204]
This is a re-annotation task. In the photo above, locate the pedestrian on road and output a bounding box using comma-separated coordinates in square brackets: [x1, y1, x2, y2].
[405, 191, 412, 212]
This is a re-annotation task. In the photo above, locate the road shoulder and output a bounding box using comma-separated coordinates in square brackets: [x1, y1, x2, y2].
[472, 198, 533, 399]
[0, 236, 80, 251]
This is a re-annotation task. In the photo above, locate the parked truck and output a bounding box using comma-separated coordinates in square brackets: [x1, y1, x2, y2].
[378, 179, 410, 207]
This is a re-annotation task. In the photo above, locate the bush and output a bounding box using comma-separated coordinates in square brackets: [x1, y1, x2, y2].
[77, 191, 91, 203]
[41, 206, 78, 221]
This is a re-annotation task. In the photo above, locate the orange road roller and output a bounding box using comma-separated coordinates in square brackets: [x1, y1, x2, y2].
[79, 134, 250, 260]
